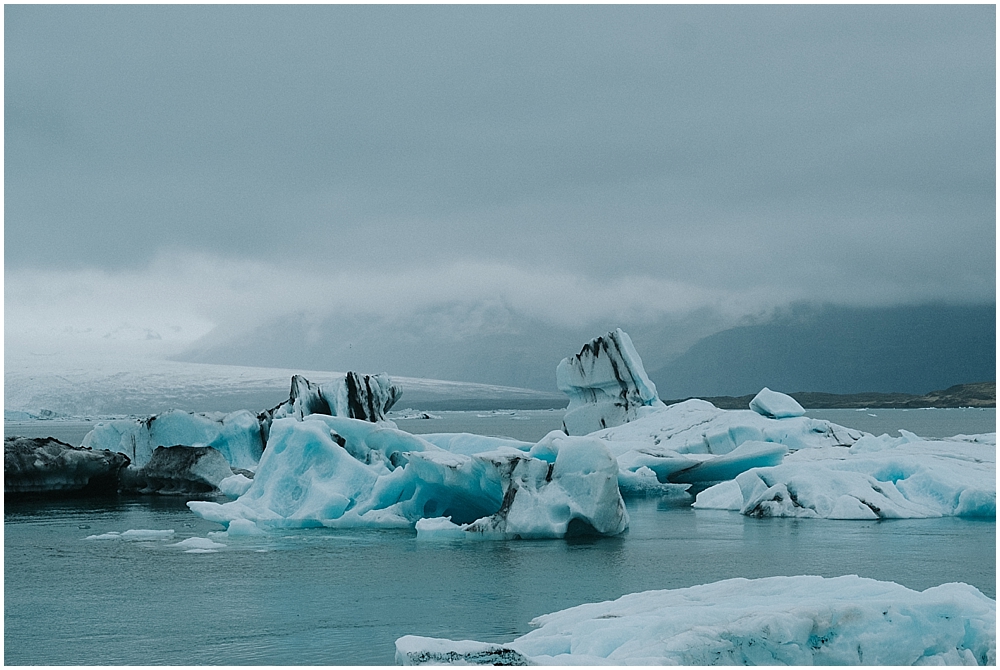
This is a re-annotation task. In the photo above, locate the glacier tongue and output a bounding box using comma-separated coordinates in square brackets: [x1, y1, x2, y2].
[557, 328, 665, 435]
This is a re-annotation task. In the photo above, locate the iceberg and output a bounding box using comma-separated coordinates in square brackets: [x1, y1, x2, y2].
[4, 436, 130, 496]
[694, 433, 996, 519]
[187, 417, 628, 539]
[557, 329, 666, 435]
[581, 397, 863, 495]
[593, 398, 863, 455]
[749, 387, 806, 418]
[262, 372, 402, 429]
[82, 409, 264, 470]
[80, 371, 401, 470]
[129, 445, 236, 495]
[396, 575, 996, 665]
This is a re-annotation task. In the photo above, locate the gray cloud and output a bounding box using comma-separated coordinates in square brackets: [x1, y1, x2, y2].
[5, 5, 995, 370]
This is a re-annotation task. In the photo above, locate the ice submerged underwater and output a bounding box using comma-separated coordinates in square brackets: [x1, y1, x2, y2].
[75, 328, 996, 665]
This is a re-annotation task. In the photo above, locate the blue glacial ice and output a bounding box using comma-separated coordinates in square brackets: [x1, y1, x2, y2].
[694, 431, 996, 519]
[188, 417, 628, 539]
[396, 575, 996, 665]
[82, 408, 264, 470]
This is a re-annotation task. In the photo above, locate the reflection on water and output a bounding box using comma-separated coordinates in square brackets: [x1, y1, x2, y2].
[5, 495, 994, 665]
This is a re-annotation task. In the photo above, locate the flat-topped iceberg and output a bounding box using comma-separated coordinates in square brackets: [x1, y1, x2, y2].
[188, 417, 628, 539]
[583, 398, 863, 494]
[557, 329, 666, 435]
[396, 575, 996, 665]
[694, 431, 996, 519]
[749, 387, 806, 418]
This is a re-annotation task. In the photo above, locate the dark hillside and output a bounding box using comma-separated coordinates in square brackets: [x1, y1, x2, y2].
[650, 303, 995, 398]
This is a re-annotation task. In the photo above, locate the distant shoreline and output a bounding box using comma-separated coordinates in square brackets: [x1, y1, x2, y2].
[668, 381, 996, 411]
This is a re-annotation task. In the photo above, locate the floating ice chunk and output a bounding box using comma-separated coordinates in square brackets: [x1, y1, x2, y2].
[557, 329, 666, 435]
[691, 479, 742, 510]
[219, 473, 254, 498]
[695, 436, 995, 519]
[4, 436, 129, 496]
[461, 433, 629, 539]
[396, 576, 996, 666]
[749, 387, 806, 418]
[82, 409, 263, 470]
[264, 372, 402, 425]
[136, 445, 235, 494]
[414, 517, 467, 540]
[593, 398, 864, 455]
[84, 532, 122, 540]
[221, 519, 266, 536]
[173, 537, 226, 551]
[119, 529, 175, 541]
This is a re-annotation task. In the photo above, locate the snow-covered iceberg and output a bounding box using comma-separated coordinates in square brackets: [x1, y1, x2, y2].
[187, 417, 628, 539]
[557, 329, 666, 435]
[4, 436, 130, 496]
[82, 409, 264, 470]
[585, 398, 863, 495]
[396, 575, 996, 665]
[694, 431, 996, 519]
[749, 387, 805, 418]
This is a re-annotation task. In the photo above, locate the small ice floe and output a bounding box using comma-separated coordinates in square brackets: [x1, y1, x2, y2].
[414, 517, 467, 540]
[208, 518, 266, 539]
[389, 409, 443, 420]
[84, 529, 176, 541]
[172, 537, 226, 553]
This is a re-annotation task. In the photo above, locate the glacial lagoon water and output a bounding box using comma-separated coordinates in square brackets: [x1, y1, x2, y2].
[4, 408, 996, 665]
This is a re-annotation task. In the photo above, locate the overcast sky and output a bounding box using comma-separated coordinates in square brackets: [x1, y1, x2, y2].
[5, 5, 996, 366]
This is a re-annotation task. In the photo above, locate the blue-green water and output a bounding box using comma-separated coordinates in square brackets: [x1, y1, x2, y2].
[4, 409, 996, 665]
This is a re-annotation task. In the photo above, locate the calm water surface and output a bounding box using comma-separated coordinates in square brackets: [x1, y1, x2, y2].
[4, 408, 995, 665]
[5, 494, 994, 665]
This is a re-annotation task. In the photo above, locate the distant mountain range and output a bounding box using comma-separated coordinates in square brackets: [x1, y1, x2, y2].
[173, 301, 995, 399]
[681, 382, 996, 410]
[648, 303, 995, 398]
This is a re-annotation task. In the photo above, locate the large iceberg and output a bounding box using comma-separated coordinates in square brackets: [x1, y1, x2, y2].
[694, 431, 996, 519]
[557, 329, 666, 435]
[396, 575, 996, 665]
[187, 417, 628, 539]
